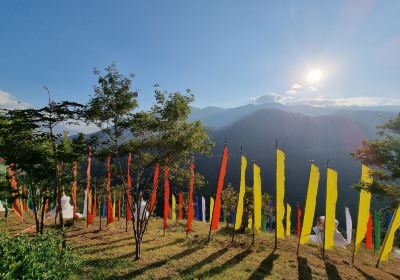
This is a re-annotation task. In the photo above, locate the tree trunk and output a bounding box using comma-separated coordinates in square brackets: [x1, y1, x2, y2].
[40, 194, 47, 234]
[32, 198, 40, 234]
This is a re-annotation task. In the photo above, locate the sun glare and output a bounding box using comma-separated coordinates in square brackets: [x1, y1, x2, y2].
[307, 69, 322, 83]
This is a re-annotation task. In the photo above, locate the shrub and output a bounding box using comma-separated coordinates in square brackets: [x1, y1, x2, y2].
[0, 230, 79, 280]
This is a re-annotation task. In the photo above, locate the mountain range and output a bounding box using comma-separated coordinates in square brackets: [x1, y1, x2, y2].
[191, 102, 397, 226]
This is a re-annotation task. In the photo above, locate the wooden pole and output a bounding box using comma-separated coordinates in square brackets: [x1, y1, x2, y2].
[322, 160, 330, 260]
[274, 139, 278, 251]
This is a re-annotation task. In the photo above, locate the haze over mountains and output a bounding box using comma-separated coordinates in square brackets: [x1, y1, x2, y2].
[191, 101, 397, 225]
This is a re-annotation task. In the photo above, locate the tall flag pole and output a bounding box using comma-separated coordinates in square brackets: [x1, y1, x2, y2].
[253, 161, 262, 233]
[72, 161, 78, 224]
[126, 153, 132, 231]
[163, 163, 170, 235]
[149, 163, 160, 215]
[298, 162, 320, 255]
[201, 196, 206, 222]
[171, 194, 176, 222]
[376, 206, 400, 268]
[286, 203, 291, 237]
[106, 155, 114, 225]
[187, 161, 195, 235]
[373, 210, 381, 252]
[178, 192, 184, 220]
[323, 164, 338, 259]
[233, 151, 247, 242]
[352, 164, 372, 264]
[7, 163, 22, 221]
[208, 144, 229, 241]
[86, 146, 93, 226]
[275, 147, 286, 250]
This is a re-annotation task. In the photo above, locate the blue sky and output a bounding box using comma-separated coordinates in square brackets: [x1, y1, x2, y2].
[1, 0, 400, 110]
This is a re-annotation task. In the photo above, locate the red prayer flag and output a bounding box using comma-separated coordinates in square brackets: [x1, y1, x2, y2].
[72, 161, 78, 219]
[22, 187, 28, 212]
[297, 202, 302, 236]
[366, 212, 373, 250]
[149, 163, 160, 214]
[187, 161, 195, 233]
[86, 146, 94, 225]
[7, 164, 22, 220]
[126, 153, 132, 222]
[210, 145, 229, 231]
[106, 155, 114, 224]
[178, 192, 184, 220]
[163, 164, 170, 229]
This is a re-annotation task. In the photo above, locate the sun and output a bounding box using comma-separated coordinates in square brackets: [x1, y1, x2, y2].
[307, 69, 323, 83]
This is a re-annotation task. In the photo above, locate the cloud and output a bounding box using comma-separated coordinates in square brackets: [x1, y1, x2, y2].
[0, 90, 28, 109]
[253, 85, 400, 108]
[290, 83, 302, 89]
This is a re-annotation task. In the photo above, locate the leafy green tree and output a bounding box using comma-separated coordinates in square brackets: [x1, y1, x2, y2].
[85, 63, 213, 260]
[241, 187, 253, 232]
[221, 184, 238, 228]
[352, 113, 400, 209]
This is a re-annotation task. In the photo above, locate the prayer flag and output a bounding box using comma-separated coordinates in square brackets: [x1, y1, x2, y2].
[210, 145, 229, 230]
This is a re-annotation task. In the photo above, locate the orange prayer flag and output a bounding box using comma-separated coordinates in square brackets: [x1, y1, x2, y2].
[149, 163, 160, 214]
[210, 145, 229, 231]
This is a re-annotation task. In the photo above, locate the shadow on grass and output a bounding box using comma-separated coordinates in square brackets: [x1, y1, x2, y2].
[73, 236, 132, 250]
[180, 247, 229, 276]
[248, 251, 279, 280]
[85, 242, 135, 254]
[354, 266, 378, 280]
[297, 257, 312, 280]
[325, 261, 342, 280]
[196, 248, 252, 279]
[143, 238, 186, 252]
[83, 251, 136, 268]
[388, 272, 400, 280]
[105, 244, 204, 279]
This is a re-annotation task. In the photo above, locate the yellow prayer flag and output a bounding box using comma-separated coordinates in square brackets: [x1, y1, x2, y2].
[171, 194, 176, 222]
[235, 155, 247, 230]
[253, 163, 262, 232]
[88, 190, 92, 214]
[300, 163, 320, 244]
[378, 206, 400, 262]
[276, 149, 286, 239]
[112, 190, 116, 218]
[354, 164, 373, 254]
[286, 203, 291, 237]
[248, 216, 252, 229]
[210, 197, 214, 223]
[324, 167, 338, 250]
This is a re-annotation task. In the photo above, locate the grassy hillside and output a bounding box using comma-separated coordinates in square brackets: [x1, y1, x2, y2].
[2, 213, 400, 280]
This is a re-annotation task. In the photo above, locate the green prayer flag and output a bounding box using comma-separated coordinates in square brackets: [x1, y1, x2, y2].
[261, 213, 267, 232]
[373, 210, 381, 252]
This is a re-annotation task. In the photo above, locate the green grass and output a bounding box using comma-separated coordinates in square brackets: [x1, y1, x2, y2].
[2, 213, 400, 279]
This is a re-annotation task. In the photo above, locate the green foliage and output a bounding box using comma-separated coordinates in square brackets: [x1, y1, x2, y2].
[352, 113, 400, 209]
[0, 230, 79, 280]
[221, 184, 238, 226]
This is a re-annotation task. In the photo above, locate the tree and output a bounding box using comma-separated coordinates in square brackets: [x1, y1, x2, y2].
[0, 92, 85, 232]
[241, 187, 253, 232]
[352, 113, 400, 209]
[221, 184, 238, 228]
[85, 64, 213, 260]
